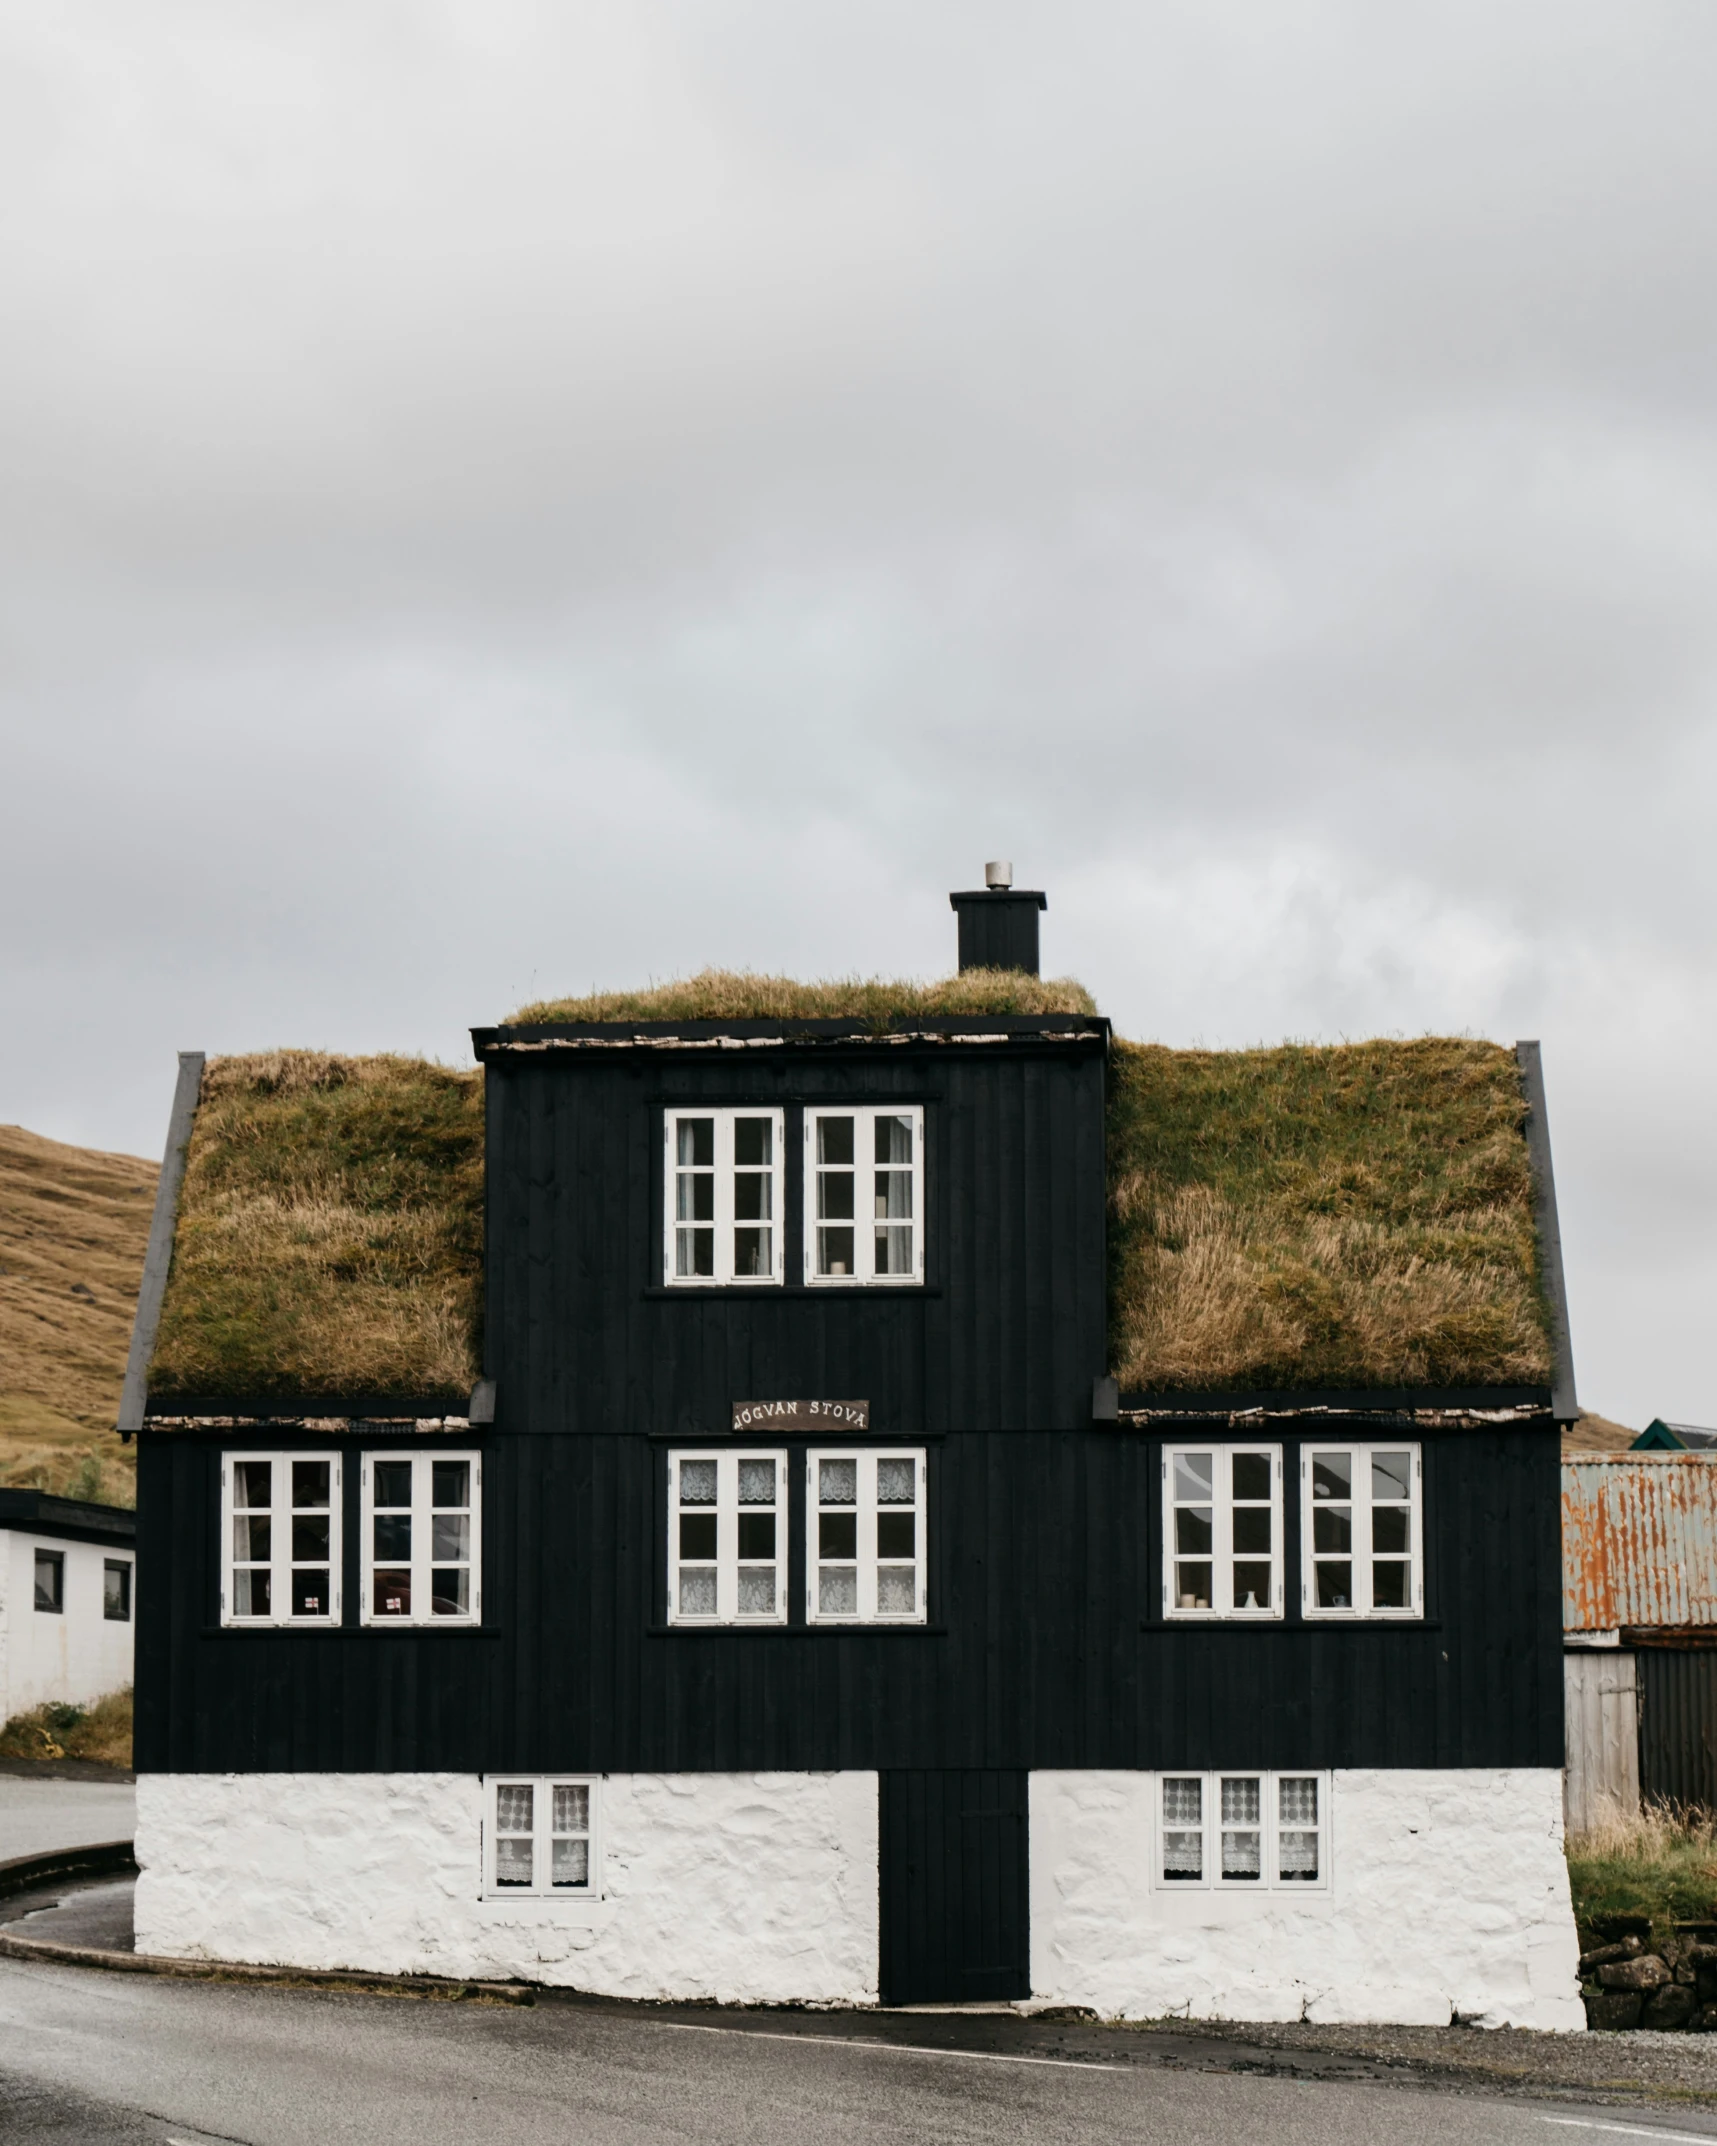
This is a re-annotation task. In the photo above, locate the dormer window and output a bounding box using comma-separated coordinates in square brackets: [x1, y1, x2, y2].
[805, 1107, 924, 1286]
[662, 1109, 784, 1286]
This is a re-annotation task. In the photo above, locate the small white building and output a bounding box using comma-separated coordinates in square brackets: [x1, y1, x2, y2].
[0, 1491, 136, 1729]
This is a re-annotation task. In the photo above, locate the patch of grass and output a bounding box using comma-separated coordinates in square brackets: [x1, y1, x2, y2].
[0, 1686, 132, 1766]
[0, 1405, 134, 1506]
[509, 967, 1099, 1027]
[1107, 1037, 1552, 1391]
[148, 1053, 484, 1400]
[1567, 1803, 1717, 1942]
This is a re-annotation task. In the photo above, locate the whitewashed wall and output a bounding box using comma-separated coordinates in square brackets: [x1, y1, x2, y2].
[1030, 1768, 1583, 2030]
[136, 1771, 879, 2002]
[0, 1529, 134, 1728]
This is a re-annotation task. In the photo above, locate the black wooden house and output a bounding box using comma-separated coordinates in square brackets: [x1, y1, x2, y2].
[119, 878, 1585, 2025]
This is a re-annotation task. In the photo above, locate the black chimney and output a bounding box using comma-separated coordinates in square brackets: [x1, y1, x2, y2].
[949, 861, 1046, 975]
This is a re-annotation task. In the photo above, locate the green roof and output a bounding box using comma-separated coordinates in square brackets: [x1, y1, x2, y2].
[509, 967, 1098, 1027]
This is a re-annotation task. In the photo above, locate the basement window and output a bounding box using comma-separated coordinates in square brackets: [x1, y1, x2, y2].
[806, 1449, 927, 1623]
[1155, 1772, 1329, 1890]
[361, 1452, 481, 1626]
[33, 1549, 64, 1614]
[667, 1450, 788, 1625]
[1161, 1446, 1283, 1619]
[485, 1777, 600, 1898]
[221, 1453, 341, 1626]
[804, 1107, 924, 1285]
[104, 1559, 132, 1621]
[662, 1109, 785, 1286]
[1301, 1445, 1422, 1618]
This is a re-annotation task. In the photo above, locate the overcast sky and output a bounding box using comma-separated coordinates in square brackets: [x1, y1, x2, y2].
[3, 3, 1713, 1426]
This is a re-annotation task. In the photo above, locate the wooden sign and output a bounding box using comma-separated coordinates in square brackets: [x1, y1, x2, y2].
[731, 1399, 870, 1433]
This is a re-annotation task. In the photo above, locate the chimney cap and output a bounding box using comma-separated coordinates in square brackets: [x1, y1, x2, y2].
[984, 860, 1013, 890]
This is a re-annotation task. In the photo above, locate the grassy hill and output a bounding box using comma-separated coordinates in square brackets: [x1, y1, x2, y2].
[0, 1123, 155, 1505]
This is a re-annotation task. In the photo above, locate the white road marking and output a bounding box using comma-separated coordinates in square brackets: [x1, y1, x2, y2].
[644, 2018, 1122, 2071]
[1542, 2118, 1717, 2144]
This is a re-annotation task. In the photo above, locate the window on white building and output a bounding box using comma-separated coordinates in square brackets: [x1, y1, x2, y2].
[1155, 1772, 1328, 1889]
[1302, 1444, 1422, 1618]
[662, 1109, 785, 1285]
[103, 1559, 132, 1621]
[361, 1452, 481, 1625]
[804, 1107, 924, 1285]
[1162, 1446, 1283, 1618]
[33, 1549, 63, 1613]
[807, 1449, 927, 1622]
[486, 1777, 599, 1897]
[221, 1454, 341, 1626]
[667, 1450, 787, 1624]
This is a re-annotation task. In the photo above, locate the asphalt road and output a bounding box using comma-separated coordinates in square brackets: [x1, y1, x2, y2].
[5, 1954, 1717, 2146]
[0, 1775, 136, 1861]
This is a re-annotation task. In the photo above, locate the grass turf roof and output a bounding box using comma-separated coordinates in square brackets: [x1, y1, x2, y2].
[507, 967, 1099, 1027]
[1107, 1038, 1552, 1392]
[148, 1053, 483, 1402]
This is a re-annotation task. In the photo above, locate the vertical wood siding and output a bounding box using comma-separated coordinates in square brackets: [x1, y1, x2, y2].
[1563, 1651, 1639, 1830]
[1638, 1650, 1717, 1812]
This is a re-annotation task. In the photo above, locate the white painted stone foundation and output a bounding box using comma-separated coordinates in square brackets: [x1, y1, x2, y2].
[1031, 1768, 1583, 2030]
[137, 1766, 1581, 2024]
[135, 1771, 879, 2003]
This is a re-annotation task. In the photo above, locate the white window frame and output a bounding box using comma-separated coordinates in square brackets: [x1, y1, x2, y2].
[662, 1107, 785, 1287]
[806, 1448, 928, 1624]
[220, 1451, 342, 1628]
[1301, 1442, 1422, 1620]
[359, 1450, 482, 1627]
[484, 1776, 602, 1899]
[667, 1449, 788, 1625]
[1153, 1771, 1330, 1892]
[1162, 1445, 1284, 1620]
[803, 1105, 925, 1287]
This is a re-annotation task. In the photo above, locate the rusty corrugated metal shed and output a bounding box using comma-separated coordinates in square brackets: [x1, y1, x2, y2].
[1563, 1455, 1717, 1631]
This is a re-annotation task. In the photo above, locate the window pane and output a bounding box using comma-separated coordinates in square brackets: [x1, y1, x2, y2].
[374, 1569, 411, 1615]
[373, 1461, 412, 1508]
[737, 1513, 776, 1559]
[734, 1117, 773, 1166]
[432, 1514, 470, 1562]
[679, 1569, 717, 1616]
[1372, 1561, 1410, 1609]
[1232, 1507, 1271, 1554]
[677, 1118, 714, 1167]
[875, 1115, 912, 1164]
[1312, 1507, 1351, 1552]
[1279, 1831, 1320, 1880]
[1314, 1561, 1353, 1609]
[817, 1225, 855, 1275]
[877, 1567, 916, 1614]
[1232, 1562, 1271, 1610]
[1279, 1777, 1318, 1824]
[1371, 1505, 1409, 1554]
[234, 1568, 271, 1616]
[234, 1461, 272, 1509]
[553, 1784, 589, 1833]
[817, 1174, 855, 1220]
[552, 1837, 590, 1888]
[736, 1567, 776, 1616]
[734, 1171, 772, 1219]
[1222, 1829, 1263, 1878]
[819, 1567, 858, 1614]
[1174, 1507, 1212, 1554]
[1174, 1562, 1213, 1609]
[1174, 1453, 1213, 1500]
[431, 1567, 470, 1617]
[235, 1514, 271, 1561]
[1311, 1453, 1351, 1499]
[1163, 1832, 1203, 1879]
[292, 1461, 330, 1508]
[677, 1173, 715, 1222]
[1221, 1779, 1260, 1824]
[432, 1462, 470, 1509]
[676, 1226, 714, 1276]
[820, 1458, 857, 1503]
[291, 1570, 330, 1617]
[874, 1170, 913, 1219]
[292, 1514, 330, 1560]
[876, 1458, 915, 1504]
[1163, 1778, 1202, 1825]
[875, 1224, 913, 1274]
[679, 1460, 718, 1504]
[495, 1838, 533, 1887]
[819, 1511, 857, 1558]
[1372, 1451, 1412, 1501]
[877, 1512, 915, 1559]
[1231, 1453, 1270, 1501]
[817, 1117, 855, 1165]
[734, 1225, 772, 1275]
[737, 1459, 776, 1504]
[373, 1513, 411, 1559]
[679, 1513, 717, 1559]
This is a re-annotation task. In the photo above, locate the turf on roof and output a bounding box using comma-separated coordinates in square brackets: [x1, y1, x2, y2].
[1107, 1038, 1553, 1392]
[508, 967, 1098, 1027]
[148, 1053, 483, 1402]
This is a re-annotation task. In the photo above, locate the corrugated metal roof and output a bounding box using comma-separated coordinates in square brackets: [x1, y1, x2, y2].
[1564, 1455, 1717, 1631]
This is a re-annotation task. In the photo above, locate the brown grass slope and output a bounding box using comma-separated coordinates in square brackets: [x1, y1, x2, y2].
[510, 967, 1098, 1027]
[1107, 1038, 1553, 1392]
[0, 1124, 154, 1498]
[148, 1052, 484, 1401]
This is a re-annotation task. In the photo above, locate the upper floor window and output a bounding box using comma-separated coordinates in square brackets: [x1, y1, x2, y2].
[1162, 1445, 1282, 1619]
[222, 1453, 341, 1626]
[807, 1449, 927, 1623]
[667, 1449, 787, 1624]
[805, 1107, 924, 1285]
[361, 1452, 481, 1626]
[34, 1549, 63, 1613]
[663, 1109, 784, 1286]
[1156, 1772, 1328, 1890]
[1302, 1444, 1421, 1618]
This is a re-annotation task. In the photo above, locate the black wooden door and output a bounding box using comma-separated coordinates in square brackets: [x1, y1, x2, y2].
[879, 1769, 1030, 2004]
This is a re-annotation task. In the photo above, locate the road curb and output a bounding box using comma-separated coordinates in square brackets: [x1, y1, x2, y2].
[0, 1924, 535, 2003]
[0, 1840, 137, 1899]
